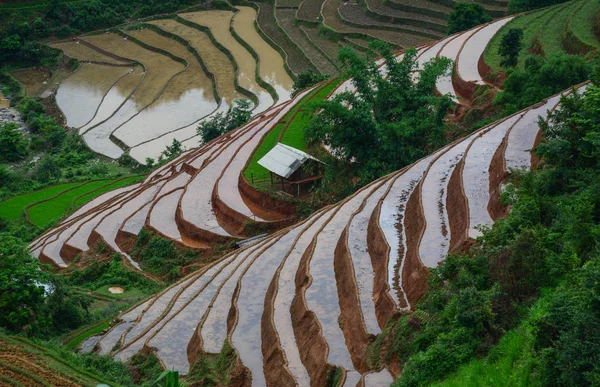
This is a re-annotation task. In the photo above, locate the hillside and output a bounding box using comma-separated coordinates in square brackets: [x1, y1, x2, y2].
[2, 0, 600, 386]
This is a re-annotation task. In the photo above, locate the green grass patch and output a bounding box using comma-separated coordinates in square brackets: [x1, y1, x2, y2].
[0, 182, 83, 221]
[64, 320, 111, 350]
[539, 0, 582, 58]
[281, 80, 341, 149]
[73, 175, 144, 208]
[243, 79, 341, 183]
[569, 0, 600, 49]
[27, 179, 114, 227]
[483, 2, 572, 71]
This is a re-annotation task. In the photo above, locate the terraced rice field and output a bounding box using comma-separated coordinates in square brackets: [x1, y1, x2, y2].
[29, 6, 593, 383]
[49, 40, 131, 64]
[0, 176, 144, 227]
[254, 2, 316, 74]
[10, 68, 50, 97]
[45, 9, 300, 163]
[0, 334, 113, 387]
[484, 0, 598, 72]
[114, 28, 218, 151]
[233, 6, 294, 101]
[276, 8, 339, 75]
[55, 63, 132, 129]
[180, 10, 275, 112]
[70, 82, 583, 384]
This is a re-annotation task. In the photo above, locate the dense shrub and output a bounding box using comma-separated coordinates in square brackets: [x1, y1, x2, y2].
[0, 123, 28, 162]
[292, 70, 328, 96]
[447, 3, 492, 34]
[197, 99, 252, 143]
[133, 228, 198, 281]
[494, 53, 591, 114]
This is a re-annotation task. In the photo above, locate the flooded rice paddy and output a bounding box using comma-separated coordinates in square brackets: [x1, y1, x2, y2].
[28, 9, 294, 162]
[56, 63, 131, 128]
[50, 41, 130, 64]
[180, 10, 274, 112]
[11, 68, 50, 97]
[233, 7, 294, 101]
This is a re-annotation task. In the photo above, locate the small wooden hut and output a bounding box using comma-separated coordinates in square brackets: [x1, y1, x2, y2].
[258, 143, 325, 196]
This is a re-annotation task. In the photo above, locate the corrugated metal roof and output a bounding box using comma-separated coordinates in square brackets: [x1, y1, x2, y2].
[257, 143, 322, 179]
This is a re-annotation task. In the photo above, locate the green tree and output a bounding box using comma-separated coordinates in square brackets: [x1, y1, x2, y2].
[0, 123, 28, 162]
[447, 3, 492, 34]
[0, 237, 48, 333]
[162, 139, 183, 160]
[1, 35, 21, 51]
[495, 53, 591, 114]
[292, 70, 328, 96]
[306, 42, 453, 183]
[498, 28, 523, 68]
[197, 99, 253, 143]
[35, 155, 62, 182]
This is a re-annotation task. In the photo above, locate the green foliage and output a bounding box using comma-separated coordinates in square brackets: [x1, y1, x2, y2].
[0, 122, 28, 162]
[498, 28, 523, 68]
[133, 228, 197, 282]
[187, 341, 236, 386]
[67, 253, 159, 294]
[508, 0, 569, 13]
[447, 3, 491, 35]
[494, 53, 591, 115]
[292, 70, 328, 96]
[307, 42, 453, 184]
[162, 139, 183, 160]
[197, 99, 253, 143]
[534, 259, 600, 386]
[154, 369, 184, 387]
[0, 236, 48, 333]
[129, 352, 165, 385]
[35, 155, 62, 183]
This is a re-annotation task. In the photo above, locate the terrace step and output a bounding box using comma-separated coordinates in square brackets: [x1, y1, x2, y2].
[276, 8, 339, 75]
[254, 2, 316, 74]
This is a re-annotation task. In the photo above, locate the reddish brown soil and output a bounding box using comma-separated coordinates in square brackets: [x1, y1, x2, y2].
[261, 270, 297, 387]
[290, 239, 330, 386]
[0, 342, 81, 387]
[488, 131, 509, 221]
[334, 228, 370, 372]
[367, 202, 398, 328]
[447, 151, 469, 252]
[401, 183, 429, 307]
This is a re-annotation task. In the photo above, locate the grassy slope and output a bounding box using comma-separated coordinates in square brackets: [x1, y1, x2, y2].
[0, 333, 119, 387]
[431, 298, 550, 387]
[570, 0, 600, 49]
[483, 1, 582, 71]
[243, 79, 341, 182]
[0, 182, 83, 221]
[27, 175, 144, 227]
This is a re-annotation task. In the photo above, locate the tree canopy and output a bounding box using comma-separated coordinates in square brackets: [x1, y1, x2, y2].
[447, 3, 492, 34]
[305, 41, 453, 183]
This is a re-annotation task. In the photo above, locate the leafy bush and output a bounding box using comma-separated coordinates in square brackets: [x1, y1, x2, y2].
[447, 3, 491, 34]
[292, 70, 328, 96]
[133, 228, 198, 281]
[0, 123, 28, 162]
[494, 53, 591, 114]
[197, 99, 252, 143]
